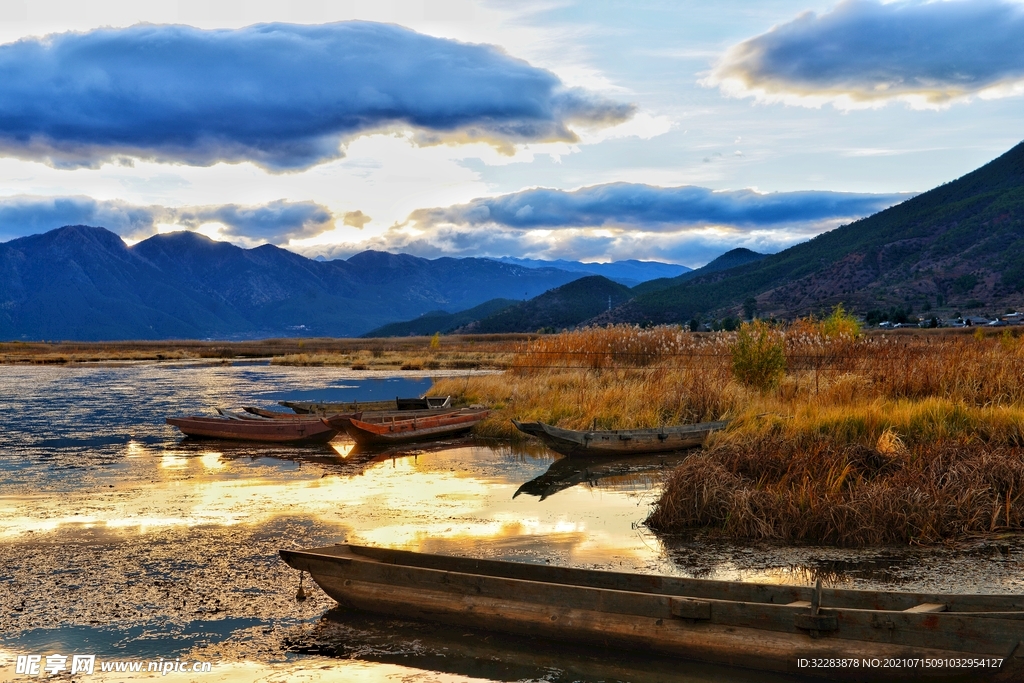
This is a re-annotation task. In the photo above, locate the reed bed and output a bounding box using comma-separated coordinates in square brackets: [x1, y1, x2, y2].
[434, 326, 737, 438]
[434, 323, 1024, 545]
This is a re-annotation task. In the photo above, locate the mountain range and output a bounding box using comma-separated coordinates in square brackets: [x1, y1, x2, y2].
[0, 227, 678, 340]
[486, 257, 690, 287]
[365, 249, 766, 336]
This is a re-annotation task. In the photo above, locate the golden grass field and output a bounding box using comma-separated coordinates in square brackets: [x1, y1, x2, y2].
[433, 319, 1024, 546]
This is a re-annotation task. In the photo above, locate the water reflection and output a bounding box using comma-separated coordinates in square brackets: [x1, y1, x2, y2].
[282, 608, 790, 683]
[514, 452, 690, 500]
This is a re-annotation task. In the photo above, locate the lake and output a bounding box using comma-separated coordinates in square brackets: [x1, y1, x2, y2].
[1, 362, 1021, 682]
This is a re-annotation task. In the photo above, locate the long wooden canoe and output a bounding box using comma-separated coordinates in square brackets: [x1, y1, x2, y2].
[280, 544, 1024, 681]
[512, 419, 728, 456]
[280, 399, 394, 414]
[321, 407, 467, 431]
[282, 395, 451, 415]
[166, 415, 340, 444]
[324, 408, 489, 446]
[243, 406, 334, 420]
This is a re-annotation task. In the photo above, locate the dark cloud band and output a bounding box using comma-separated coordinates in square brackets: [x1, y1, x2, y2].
[709, 0, 1024, 107]
[409, 183, 907, 231]
[0, 22, 632, 170]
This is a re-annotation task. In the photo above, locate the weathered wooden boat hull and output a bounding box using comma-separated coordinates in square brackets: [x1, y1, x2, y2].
[332, 409, 489, 446]
[513, 419, 729, 456]
[166, 416, 340, 444]
[321, 408, 466, 432]
[243, 406, 342, 420]
[280, 544, 1024, 682]
[280, 399, 394, 414]
[281, 396, 451, 415]
[397, 395, 452, 410]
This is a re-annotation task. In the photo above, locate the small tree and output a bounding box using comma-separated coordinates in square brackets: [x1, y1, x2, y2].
[429, 332, 441, 351]
[743, 297, 757, 321]
[731, 320, 786, 392]
[820, 304, 861, 340]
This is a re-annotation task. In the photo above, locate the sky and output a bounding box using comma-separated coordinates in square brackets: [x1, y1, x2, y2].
[0, 0, 1021, 267]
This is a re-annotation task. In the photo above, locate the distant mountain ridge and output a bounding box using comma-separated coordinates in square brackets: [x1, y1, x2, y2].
[362, 298, 518, 338]
[632, 248, 767, 295]
[368, 249, 769, 336]
[488, 256, 690, 287]
[0, 227, 587, 340]
[460, 276, 633, 334]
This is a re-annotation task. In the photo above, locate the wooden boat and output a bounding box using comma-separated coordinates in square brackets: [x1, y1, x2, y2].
[281, 395, 451, 415]
[166, 415, 340, 444]
[323, 408, 489, 446]
[280, 544, 1024, 682]
[512, 419, 728, 457]
[280, 399, 394, 414]
[244, 406, 348, 420]
[320, 407, 463, 430]
[397, 395, 452, 410]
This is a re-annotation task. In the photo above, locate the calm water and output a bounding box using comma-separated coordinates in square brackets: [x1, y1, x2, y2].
[1, 362, 1021, 682]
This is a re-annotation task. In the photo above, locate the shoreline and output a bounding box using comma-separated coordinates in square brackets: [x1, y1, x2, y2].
[0, 335, 522, 367]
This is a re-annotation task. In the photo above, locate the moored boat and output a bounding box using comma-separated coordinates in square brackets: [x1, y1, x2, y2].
[243, 406, 350, 420]
[320, 407, 464, 431]
[323, 408, 489, 446]
[398, 395, 452, 410]
[281, 395, 451, 415]
[166, 415, 340, 444]
[280, 544, 1024, 682]
[512, 419, 728, 456]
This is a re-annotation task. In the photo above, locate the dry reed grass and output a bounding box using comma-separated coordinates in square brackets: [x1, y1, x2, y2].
[434, 323, 1024, 545]
[434, 326, 737, 438]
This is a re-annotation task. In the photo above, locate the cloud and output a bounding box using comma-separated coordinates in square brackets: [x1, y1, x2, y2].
[0, 22, 633, 171]
[169, 200, 334, 241]
[0, 196, 336, 244]
[343, 210, 371, 229]
[0, 197, 157, 243]
[707, 0, 1024, 109]
[407, 183, 907, 231]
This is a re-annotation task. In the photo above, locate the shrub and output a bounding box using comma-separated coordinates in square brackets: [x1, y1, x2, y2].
[731, 320, 785, 392]
[820, 304, 861, 340]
